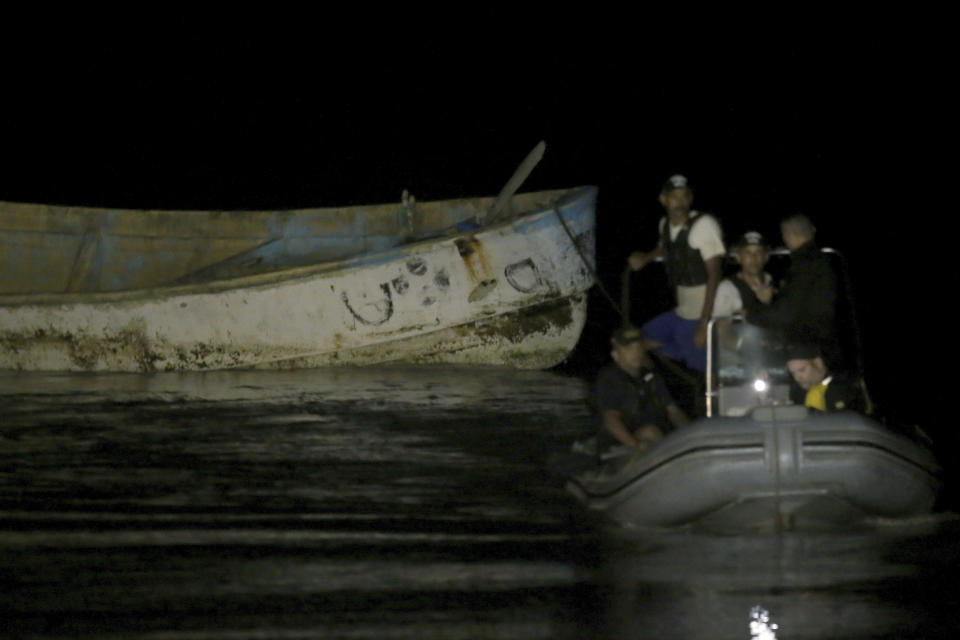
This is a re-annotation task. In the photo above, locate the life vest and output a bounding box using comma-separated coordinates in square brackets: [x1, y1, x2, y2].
[660, 214, 710, 288]
[728, 274, 764, 314]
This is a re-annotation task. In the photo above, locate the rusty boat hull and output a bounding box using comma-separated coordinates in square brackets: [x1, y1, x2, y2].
[0, 187, 596, 372]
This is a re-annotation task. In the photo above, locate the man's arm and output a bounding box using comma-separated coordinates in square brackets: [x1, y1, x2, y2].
[601, 409, 641, 447]
[667, 404, 691, 429]
[628, 245, 664, 271]
[711, 280, 739, 318]
[694, 255, 723, 348]
[601, 409, 663, 449]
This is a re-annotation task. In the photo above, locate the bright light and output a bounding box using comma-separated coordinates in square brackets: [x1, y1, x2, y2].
[753, 378, 768, 392]
[750, 605, 778, 639]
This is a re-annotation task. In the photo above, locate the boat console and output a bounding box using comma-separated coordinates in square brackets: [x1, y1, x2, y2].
[707, 317, 795, 417]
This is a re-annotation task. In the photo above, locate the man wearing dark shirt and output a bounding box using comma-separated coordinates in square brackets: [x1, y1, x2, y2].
[595, 326, 691, 454]
[746, 214, 840, 365]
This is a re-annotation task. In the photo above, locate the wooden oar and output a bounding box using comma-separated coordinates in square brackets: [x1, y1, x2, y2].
[480, 140, 546, 224]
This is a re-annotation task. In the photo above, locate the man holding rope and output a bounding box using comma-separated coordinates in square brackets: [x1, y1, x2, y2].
[627, 174, 725, 373]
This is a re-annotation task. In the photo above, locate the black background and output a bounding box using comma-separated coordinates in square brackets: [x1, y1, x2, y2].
[0, 32, 948, 449]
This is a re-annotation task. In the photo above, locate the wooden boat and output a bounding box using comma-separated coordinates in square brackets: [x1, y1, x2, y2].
[0, 184, 596, 372]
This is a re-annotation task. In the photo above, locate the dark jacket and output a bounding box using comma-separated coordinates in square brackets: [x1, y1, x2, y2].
[749, 241, 838, 349]
[823, 373, 865, 413]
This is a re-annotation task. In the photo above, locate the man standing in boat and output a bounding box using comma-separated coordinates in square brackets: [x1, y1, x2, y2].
[745, 213, 841, 368]
[628, 174, 725, 373]
[594, 326, 691, 454]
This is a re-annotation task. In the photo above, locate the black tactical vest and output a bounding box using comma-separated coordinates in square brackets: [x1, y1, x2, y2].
[728, 275, 764, 314]
[660, 214, 710, 288]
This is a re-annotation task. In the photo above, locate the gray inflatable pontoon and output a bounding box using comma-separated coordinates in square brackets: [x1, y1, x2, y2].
[567, 300, 942, 531]
[567, 405, 941, 531]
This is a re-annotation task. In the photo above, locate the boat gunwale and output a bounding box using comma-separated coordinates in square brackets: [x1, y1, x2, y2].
[0, 186, 582, 230]
[0, 186, 597, 308]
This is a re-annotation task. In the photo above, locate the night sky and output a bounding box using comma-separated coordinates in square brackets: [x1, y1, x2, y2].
[0, 35, 945, 442]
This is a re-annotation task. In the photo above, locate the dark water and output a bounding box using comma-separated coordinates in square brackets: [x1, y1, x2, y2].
[2, 367, 959, 639]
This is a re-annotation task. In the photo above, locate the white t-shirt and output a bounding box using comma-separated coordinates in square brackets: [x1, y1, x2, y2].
[660, 212, 726, 320]
[712, 273, 774, 317]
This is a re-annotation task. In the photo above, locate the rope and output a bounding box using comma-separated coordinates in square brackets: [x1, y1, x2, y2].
[551, 204, 626, 324]
[551, 204, 700, 388]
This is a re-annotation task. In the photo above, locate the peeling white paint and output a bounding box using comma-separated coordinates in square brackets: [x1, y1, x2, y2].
[0, 188, 596, 372]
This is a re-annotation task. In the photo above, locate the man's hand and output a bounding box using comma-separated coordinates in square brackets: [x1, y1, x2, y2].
[632, 424, 663, 450]
[743, 274, 774, 303]
[627, 251, 650, 271]
[753, 282, 774, 304]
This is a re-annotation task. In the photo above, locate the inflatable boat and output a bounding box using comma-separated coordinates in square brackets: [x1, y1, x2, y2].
[567, 404, 941, 531]
[567, 254, 942, 531]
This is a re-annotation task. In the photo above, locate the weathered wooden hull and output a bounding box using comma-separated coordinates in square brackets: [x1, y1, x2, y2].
[0, 187, 596, 372]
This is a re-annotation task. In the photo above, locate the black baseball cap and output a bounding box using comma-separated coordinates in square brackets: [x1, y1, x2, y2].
[661, 174, 693, 194]
[612, 326, 647, 346]
[734, 231, 769, 249]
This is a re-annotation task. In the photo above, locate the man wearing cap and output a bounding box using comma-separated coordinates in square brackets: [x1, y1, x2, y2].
[594, 326, 691, 454]
[786, 344, 864, 413]
[712, 231, 774, 318]
[628, 174, 725, 372]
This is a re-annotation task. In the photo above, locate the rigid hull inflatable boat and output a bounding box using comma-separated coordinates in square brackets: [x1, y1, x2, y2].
[567, 250, 941, 531]
[567, 404, 941, 531]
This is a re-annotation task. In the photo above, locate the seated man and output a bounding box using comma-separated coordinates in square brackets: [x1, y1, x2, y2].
[713, 231, 774, 317]
[594, 326, 691, 455]
[786, 343, 864, 413]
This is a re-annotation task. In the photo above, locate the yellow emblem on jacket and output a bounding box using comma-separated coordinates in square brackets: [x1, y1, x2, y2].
[805, 383, 828, 411]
